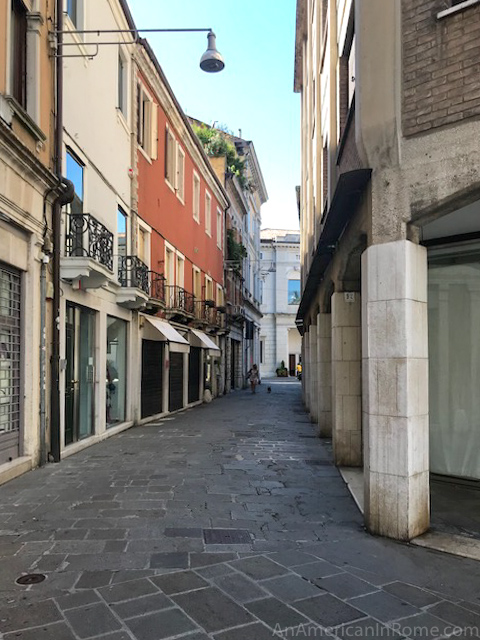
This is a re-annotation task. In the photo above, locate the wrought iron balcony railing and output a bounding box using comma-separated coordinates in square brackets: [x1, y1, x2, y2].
[149, 271, 166, 303]
[165, 285, 195, 315]
[118, 256, 149, 293]
[65, 213, 114, 272]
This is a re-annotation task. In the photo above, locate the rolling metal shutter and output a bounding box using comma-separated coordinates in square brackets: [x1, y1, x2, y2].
[169, 352, 184, 412]
[0, 265, 21, 464]
[141, 340, 163, 418]
[188, 347, 201, 403]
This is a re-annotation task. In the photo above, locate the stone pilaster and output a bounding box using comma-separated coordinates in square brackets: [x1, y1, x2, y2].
[331, 293, 362, 466]
[317, 312, 332, 437]
[309, 322, 318, 422]
[362, 240, 429, 540]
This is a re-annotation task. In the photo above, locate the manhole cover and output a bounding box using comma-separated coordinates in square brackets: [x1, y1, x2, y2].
[15, 574, 46, 586]
[203, 529, 252, 545]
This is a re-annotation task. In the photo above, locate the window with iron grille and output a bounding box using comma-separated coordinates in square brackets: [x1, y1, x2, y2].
[0, 265, 21, 442]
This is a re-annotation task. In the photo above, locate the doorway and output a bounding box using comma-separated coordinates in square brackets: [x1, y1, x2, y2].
[289, 354, 296, 377]
[65, 303, 95, 445]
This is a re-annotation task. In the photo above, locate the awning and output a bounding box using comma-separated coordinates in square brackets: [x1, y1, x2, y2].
[142, 316, 190, 353]
[188, 328, 221, 356]
[297, 168, 372, 322]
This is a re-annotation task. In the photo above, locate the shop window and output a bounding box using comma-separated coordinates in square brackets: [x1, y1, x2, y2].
[106, 316, 127, 426]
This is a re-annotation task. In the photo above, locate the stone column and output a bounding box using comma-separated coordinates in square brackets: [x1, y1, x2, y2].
[309, 321, 318, 422]
[362, 240, 429, 540]
[317, 312, 332, 437]
[331, 293, 362, 466]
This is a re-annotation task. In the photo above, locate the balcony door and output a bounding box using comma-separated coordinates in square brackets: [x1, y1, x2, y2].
[65, 303, 95, 445]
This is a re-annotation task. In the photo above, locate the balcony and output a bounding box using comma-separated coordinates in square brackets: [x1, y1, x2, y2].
[165, 285, 195, 322]
[116, 255, 149, 310]
[144, 271, 166, 314]
[227, 304, 246, 325]
[61, 213, 114, 289]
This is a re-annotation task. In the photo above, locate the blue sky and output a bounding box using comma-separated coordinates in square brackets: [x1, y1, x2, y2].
[127, 0, 300, 231]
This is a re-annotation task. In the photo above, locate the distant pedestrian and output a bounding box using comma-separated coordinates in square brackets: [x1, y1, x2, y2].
[247, 364, 259, 394]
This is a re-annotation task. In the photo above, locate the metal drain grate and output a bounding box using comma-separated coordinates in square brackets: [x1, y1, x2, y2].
[203, 529, 252, 545]
[16, 574, 46, 585]
[305, 459, 333, 466]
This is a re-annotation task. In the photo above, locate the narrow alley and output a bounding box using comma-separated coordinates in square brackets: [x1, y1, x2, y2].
[0, 381, 479, 640]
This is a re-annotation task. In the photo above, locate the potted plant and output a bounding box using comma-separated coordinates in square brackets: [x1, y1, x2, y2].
[275, 360, 288, 377]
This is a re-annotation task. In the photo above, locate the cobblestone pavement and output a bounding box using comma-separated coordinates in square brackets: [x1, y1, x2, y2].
[0, 380, 479, 640]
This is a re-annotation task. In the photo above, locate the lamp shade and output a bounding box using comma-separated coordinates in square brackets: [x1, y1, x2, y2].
[200, 31, 225, 72]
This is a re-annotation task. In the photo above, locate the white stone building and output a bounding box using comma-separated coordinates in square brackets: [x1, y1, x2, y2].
[295, 0, 480, 541]
[58, 0, 141, 456]
[260, 230, 302, 378]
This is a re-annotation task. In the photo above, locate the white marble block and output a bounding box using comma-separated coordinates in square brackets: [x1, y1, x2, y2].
[362, 240, 429, 540]
[331, 293, 362, 467]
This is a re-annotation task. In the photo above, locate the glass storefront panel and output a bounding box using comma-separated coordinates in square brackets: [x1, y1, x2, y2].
[428, 246, 480, 480]
[106, 316, 127, 426]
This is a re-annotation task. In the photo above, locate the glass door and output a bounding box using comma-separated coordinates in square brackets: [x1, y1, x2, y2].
[65, 303, 95, 445]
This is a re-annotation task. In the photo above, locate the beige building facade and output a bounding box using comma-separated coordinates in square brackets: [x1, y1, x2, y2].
[295, 0, 480, 540]
[0, 0, 59, 484]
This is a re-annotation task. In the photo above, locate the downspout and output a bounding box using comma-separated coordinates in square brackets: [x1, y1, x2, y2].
[50, 0, 74, 462]
[39, 184, 58, 467]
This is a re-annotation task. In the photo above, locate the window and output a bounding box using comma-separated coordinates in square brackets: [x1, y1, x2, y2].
[205, 276, 213, 303]
[117, 207, 127, 257]
[193, 172, 200, 222]
[137, 85, 157, 159]
[260, 339, 264, 364]
[10, 0, 27, 109]
[216, 208, 223, 249]
[66, 0, 83, 29]
[176, 145, 185, 202]
[118, 52, 127, 116]
[165, 246, 175, 287]
[165, 126, 176, 186]
[205, 191, 212, 236]
[106, 316, 127, 426]
[288, 280, 301, 305]
[67, 0, 78, 26]
[216, 284, 223, 307]
[66, 150, 84, 214]
[193, 267, 201, 299]
[176, 253, 185, 289]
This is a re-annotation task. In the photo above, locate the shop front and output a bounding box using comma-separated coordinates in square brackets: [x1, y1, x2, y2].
[140, 315, 189, 419]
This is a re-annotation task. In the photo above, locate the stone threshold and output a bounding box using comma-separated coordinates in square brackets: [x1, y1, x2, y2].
[339, 466, 480, 562]
[0, 456, 33, 487]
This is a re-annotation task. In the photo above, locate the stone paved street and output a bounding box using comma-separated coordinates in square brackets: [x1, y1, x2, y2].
[0, 380, 479, 639]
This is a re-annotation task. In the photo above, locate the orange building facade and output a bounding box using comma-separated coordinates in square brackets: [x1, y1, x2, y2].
[135, 41, 229, 412]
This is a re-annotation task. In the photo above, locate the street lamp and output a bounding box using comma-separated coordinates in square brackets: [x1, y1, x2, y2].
[54, 26, 225, 73]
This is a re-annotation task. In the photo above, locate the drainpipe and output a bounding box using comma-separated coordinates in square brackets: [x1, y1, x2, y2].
[50, 0, 74, 462]
[39, 245, 49, 467]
